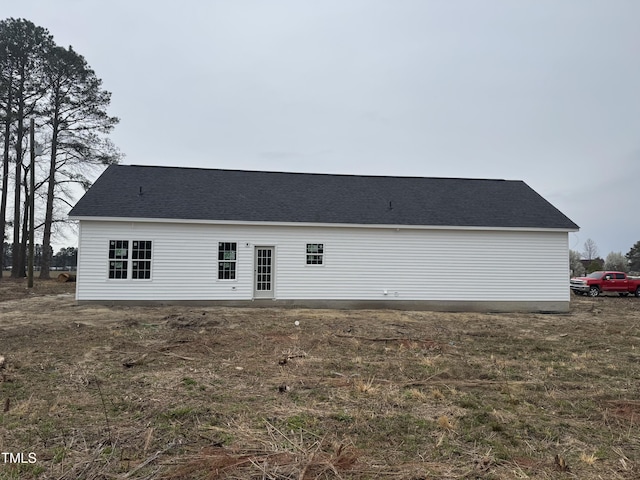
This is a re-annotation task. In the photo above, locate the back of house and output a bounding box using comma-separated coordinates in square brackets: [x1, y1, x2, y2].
[68, 165, 579, 312]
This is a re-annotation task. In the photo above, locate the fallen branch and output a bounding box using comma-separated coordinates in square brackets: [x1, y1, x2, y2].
[333, 334, 440, 346]
[401, 372, 446, 387]
[123, 354, 149, 368]
[279, 352, 307, 365]
[333, 334, 408, 342]
[161, 352, 196, 361]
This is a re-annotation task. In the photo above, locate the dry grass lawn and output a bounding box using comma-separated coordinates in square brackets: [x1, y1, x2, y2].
[1, 278, 639, 479]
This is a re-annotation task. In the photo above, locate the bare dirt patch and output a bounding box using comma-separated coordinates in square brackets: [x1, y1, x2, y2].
[1, 279, 639, 479]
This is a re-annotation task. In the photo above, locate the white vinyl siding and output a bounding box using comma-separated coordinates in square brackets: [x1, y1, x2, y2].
[76, 220, 569, 303]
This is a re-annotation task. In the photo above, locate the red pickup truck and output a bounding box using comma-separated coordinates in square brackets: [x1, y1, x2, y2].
[570, 271, 640, 297]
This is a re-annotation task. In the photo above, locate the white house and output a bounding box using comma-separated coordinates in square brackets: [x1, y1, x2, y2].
[68, 165, 579, 312]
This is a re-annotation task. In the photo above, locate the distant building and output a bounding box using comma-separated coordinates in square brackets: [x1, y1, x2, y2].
[580, 258, 604, 272]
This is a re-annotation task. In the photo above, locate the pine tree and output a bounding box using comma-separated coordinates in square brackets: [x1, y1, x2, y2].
[39, 45, 120, 278]
[0, 18, 53, 278]
[626, 241, 640, 272]
[1, 18, 120, 280]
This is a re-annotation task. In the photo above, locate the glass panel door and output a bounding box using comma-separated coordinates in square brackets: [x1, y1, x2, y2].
[254, 247, 274, 298]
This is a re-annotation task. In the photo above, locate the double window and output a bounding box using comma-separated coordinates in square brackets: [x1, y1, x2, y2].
[306, 243, 324, 265]
[218, 242, 237, 280]
[108, 240, 152, 279]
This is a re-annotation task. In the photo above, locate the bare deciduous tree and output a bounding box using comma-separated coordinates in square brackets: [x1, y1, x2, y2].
[569, 250, 585, 276]
[582, 238, 599, 261]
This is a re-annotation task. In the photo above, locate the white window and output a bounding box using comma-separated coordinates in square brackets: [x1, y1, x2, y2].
[306, 243, 324, 265]
[108, 240, 152, 280]
[218, 242, 237, 279]
[108, 240, 129, 279]
[132, 241, 152, 279]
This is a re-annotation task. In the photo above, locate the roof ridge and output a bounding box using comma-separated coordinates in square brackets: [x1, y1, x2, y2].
[119, 164, 511, 182]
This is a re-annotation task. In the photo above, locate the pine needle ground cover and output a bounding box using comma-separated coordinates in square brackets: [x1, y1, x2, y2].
[1, 279, 639, 479]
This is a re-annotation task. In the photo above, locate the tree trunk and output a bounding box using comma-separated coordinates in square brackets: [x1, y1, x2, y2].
[18, 168, 29, 278]
[0, 82, 12, 280]
[11, 74, 25, 278]
[40, 110, 59, 279]
[11, 135, 24, 278]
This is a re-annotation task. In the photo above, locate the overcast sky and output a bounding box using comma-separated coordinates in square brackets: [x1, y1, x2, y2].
[4, 1, 639, 258]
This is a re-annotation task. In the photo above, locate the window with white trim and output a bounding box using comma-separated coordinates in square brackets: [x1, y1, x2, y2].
[108, 240, 129, 279]
[306, 243, 324, 265]
[108, 240, 153, 279]
[132, 241, 152, 279]
[218, 242, 237, 279]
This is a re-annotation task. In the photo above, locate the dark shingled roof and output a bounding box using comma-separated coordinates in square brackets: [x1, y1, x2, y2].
[69, 165, 579, 230]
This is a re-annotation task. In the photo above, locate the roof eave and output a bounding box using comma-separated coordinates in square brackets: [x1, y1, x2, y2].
[68, 215, 579, 233]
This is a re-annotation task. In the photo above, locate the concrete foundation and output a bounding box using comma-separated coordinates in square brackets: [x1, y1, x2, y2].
[77, 298, 570, 313]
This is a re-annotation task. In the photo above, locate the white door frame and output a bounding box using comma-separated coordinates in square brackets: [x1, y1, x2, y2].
[254, 246, 275, 299]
